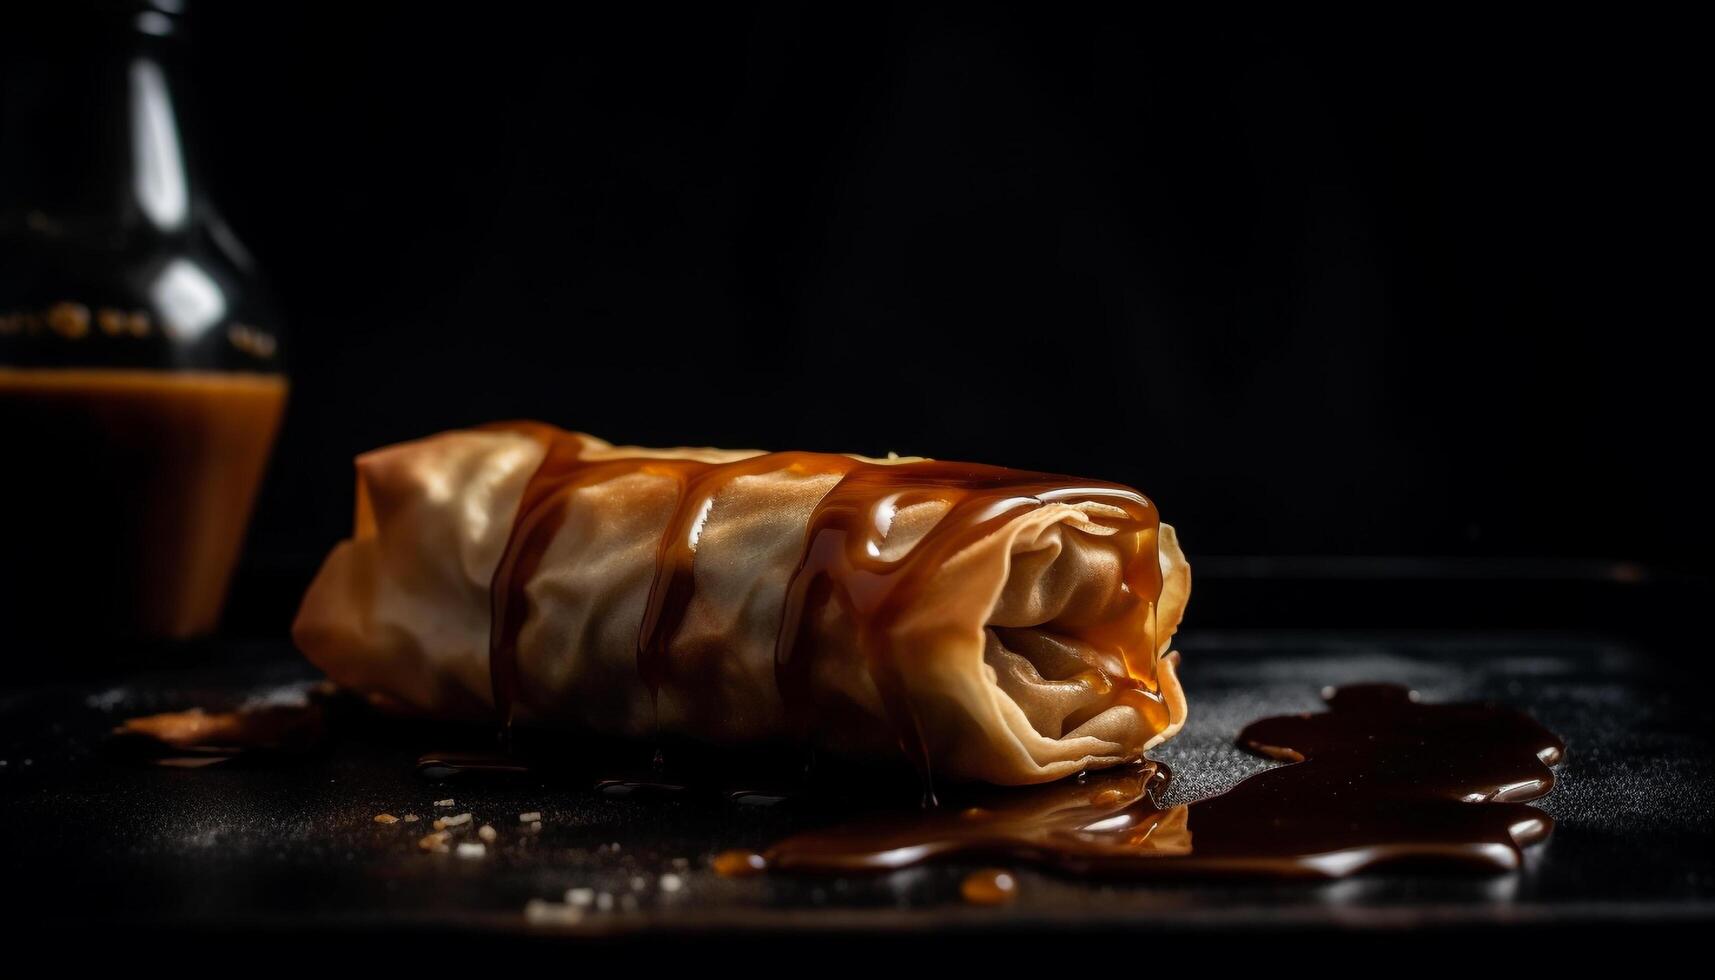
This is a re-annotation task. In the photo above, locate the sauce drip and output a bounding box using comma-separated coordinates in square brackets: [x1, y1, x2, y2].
[761, 684, 1564, 878]
[485, 424, 1171, 785]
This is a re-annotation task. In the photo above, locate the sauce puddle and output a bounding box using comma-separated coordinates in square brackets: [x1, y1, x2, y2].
[118, 679, 1567, 891]
[415, 751, 532, 779]
[747, 684, 1564, 880]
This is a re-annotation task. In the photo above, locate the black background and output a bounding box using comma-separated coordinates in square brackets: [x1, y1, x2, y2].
[173, 5, 1701, 579]
[6, 8, 1715, 951]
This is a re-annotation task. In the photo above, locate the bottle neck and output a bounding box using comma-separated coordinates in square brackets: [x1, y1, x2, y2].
[0, 7, 200, 240]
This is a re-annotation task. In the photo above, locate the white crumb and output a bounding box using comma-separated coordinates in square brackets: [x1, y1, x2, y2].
[524, 899, 583, 925]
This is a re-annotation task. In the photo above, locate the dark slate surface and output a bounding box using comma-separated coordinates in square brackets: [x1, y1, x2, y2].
[1, 630, 1710, 939]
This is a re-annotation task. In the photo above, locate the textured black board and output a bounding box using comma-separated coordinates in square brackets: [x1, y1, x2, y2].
[1, 629, 1710, 948]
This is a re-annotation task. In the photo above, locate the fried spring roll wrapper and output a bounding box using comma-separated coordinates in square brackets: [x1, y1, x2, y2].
[293, 429, 1190, 785]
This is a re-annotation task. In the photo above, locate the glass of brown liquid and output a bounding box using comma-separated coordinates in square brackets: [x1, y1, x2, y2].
[1, 3, 286, 643]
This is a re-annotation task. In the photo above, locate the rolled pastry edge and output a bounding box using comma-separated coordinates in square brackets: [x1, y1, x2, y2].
[292, 429, 1191, 785]
[874, 505, 1190, 785]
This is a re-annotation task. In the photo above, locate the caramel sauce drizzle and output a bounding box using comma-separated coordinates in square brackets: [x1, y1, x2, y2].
[772, 462, 1164, 800]
[485, 423, 1169, 785]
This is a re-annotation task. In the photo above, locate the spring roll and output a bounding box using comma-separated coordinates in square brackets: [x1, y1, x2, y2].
[293, 425, 1190, 785]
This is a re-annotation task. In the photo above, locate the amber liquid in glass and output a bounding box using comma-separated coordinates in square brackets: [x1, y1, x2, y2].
[0, 368, 286, 640]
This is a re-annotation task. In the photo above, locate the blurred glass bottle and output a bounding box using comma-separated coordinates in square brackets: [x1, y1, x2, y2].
[0, 1, 287, 643]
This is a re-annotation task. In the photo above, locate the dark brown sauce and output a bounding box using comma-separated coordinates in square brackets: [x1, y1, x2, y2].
[416, 751, 532, 780]
[727, 789, 794, 807]
[596, 777, 691, 799]
[759, 684, 1564, 878]
[484, 424, 1173, 787]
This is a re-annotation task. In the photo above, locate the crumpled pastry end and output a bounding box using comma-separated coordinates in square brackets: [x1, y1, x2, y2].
[292, 428, 1191, 786]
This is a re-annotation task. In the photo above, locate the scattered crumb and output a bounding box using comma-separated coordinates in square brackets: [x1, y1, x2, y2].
[630, 875, 648, 891]
[527, 821, 543, 834]
[402, 814, 420, 823]
[373, 813, 399, 825]
[418, 831, 451, 853]
[659, 873, 684, 893]
[153, 757, 229, 770]
[960, 868, 1019, 906]
[518, 811, 541, 823]
[434, 799, 455, 807]
[711, 849, 768, 877]
[595, 892, 614, 912]
[478, 824, 497, 843]
[456, 842, 486, 859]
[525, 899, 583, 925]
[115, 705, 320, 752]
[437, 812, 472, 829]
[670, 857, 689, 870]
[566, 887, 594, 907]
